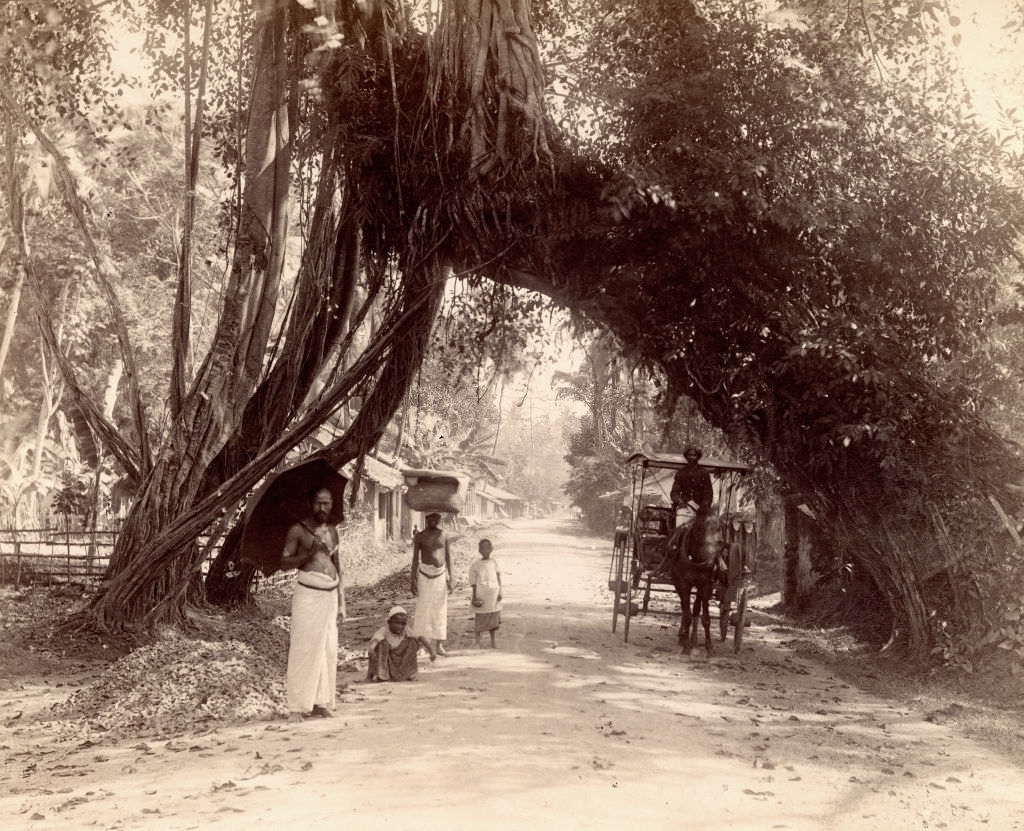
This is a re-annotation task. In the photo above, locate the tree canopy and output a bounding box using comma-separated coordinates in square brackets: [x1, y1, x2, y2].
[1, 0, 1022, 655]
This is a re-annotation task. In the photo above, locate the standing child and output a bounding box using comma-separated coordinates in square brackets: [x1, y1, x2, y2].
[468, 538, 502, 648]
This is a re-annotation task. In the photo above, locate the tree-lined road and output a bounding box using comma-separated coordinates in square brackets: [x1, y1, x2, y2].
[4, 519, 1023, 830]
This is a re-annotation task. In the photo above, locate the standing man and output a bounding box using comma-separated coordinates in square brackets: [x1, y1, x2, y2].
[280, 486, 342, 723]
[410, 511, 452, 657]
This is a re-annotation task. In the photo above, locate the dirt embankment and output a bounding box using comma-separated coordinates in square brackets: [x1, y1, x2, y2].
[0, 522, 491, 738]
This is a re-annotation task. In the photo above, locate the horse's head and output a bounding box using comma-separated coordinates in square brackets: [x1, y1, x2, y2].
[690, 515, 724, 566]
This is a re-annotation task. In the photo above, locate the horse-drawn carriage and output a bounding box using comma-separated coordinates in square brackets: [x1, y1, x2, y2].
[608, 452, 757, 653]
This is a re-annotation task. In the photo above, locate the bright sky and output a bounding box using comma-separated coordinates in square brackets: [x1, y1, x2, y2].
[110, 2, 1023, 119]
[951, 0, 1023, 128]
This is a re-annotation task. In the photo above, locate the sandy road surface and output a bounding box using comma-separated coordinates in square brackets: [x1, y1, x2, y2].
[3, 519, 1024, 830]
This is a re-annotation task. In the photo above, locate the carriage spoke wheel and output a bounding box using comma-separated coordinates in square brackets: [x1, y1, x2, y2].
[623, 589, 633, 641]
[611, 538, 626, 633]
[611, 571, 622, 634]
[720, 540, 742, 643]
[732, 590, 747, 654]
[719, 600, 731, 641]
[623, 570, 634, 642]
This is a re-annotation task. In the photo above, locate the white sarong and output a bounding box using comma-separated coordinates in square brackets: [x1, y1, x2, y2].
[413, 562, 448, 640]
[287, 571, 339, 713]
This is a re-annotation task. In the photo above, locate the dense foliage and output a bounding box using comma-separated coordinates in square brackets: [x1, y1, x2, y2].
[1, 0, 1022, 663]
[496, 0, 1024, 654]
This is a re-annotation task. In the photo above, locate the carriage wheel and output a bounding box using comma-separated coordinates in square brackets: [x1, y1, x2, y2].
[623, 584, 633, 642]
[611, 569, 622, 634]
[611, 537, 626, 633]
[732, 590, 748, 654]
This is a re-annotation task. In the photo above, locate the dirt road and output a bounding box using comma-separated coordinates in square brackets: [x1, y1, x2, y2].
[4, 519, 1024, 830]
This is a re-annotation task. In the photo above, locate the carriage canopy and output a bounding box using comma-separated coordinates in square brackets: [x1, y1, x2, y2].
[626, 452, 752, 475]
[624, 453, 753, 510]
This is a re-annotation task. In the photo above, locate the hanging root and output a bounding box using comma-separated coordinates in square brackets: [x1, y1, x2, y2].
[441, 0, 551, 179]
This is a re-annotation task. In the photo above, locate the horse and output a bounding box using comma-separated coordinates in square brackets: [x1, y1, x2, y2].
[667, 513, 725, 656]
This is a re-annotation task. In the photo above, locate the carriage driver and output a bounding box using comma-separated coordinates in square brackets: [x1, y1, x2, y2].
[670, 446, 714, 523]
[670, 447, 722, 572]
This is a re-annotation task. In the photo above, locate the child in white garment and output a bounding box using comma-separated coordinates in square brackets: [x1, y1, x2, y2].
[469, 538, 502, 648]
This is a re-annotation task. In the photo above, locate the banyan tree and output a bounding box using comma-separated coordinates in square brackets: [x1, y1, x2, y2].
[10, 0, 1022, 653]
[77, 0, 567, 630]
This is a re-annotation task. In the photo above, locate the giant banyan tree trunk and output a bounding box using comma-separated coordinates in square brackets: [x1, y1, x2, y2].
[79, 0, 560, 629]
[441, 0, 551, 178]
[86, 256, 442, 629]
[203, 149, 361, 608]
[88, 7, 294, 631]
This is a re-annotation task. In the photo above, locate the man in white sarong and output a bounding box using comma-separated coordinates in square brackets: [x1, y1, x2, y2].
[410, 512, 452, 656]
[280, 487, 343, 723]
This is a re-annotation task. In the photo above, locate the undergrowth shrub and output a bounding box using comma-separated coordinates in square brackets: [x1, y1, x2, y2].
[926, 501, 1024, 677]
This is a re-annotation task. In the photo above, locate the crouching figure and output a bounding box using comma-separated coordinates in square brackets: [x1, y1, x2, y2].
[367, 606, 436, 682]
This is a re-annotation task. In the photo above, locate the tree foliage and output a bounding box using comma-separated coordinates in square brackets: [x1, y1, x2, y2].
[557, 336, 656, 530]
[488, 0, 1024, 652]
[3, 0, 1023, 657]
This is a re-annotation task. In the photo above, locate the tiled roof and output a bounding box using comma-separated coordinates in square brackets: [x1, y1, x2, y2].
[343, 456, 405, 490]
[477, 483, 522, 502]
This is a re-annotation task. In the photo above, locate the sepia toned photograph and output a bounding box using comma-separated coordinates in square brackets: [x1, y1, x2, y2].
[1, 0, 1023, 828]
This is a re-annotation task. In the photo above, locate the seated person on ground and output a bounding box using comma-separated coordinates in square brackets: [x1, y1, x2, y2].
[367, 606, 436, 682]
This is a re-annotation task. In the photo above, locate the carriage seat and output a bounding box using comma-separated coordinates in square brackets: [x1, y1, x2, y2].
[637, 505, 674, 536]
[635, 505, 675, 573]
